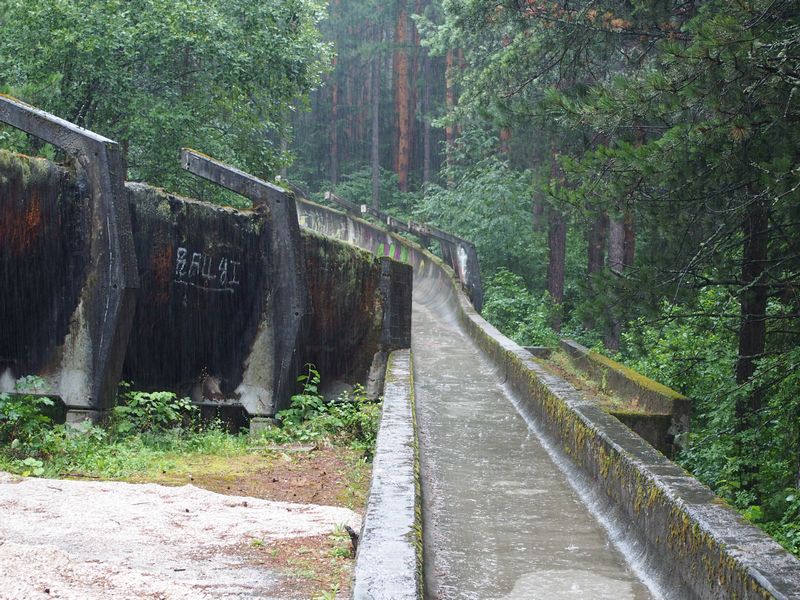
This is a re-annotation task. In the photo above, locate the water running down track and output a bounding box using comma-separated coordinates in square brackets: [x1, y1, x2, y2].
[412, 268, 657, 599]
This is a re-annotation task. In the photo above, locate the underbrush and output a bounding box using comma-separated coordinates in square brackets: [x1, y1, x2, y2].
[0, 368, 381, 481]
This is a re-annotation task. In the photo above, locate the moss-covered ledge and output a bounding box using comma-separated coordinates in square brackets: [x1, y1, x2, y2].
[352, 349, 423, 600]
[561, 338, 691, 429]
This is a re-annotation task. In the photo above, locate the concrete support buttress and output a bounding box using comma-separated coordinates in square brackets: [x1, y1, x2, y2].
[180, 149, 307, 416]
[0, 95, 138, 420]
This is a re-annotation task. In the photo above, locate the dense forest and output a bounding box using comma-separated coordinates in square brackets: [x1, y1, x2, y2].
[1, 0, 800, 556]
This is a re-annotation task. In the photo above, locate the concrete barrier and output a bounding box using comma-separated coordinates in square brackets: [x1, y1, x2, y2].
[0, 101, 412, 421]
[352, 349, 423, 600]
[318, 191, 483, 311]
[301, 231, 412, 399]
[559, 339, 691, 455]
[122, 163, 411, 418]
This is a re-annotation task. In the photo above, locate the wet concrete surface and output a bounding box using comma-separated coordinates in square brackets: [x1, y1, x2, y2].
[412, 275, 656, 600]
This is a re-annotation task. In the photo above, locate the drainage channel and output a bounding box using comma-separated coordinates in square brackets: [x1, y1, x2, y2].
[412, 273, 658, 600]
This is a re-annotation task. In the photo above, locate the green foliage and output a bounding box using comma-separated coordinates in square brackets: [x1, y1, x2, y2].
[0, 376, 54, 450]
[267, 364, 381, 458]
[617, 290, 800, 555]
[417, 133, 543, 282]
[312, 167, 420, 221]
[112, 387, 198, 436]
[481, 268, 559, 347]
[0, 0, 330, 197]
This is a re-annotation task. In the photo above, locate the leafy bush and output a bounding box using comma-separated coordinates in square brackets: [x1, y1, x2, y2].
[112, 387, 198, 436]
[481, 268, 560, 347]
[0, 376, 54, 450]
[269, 365, 381, 458]
[618, 289, 800, 556]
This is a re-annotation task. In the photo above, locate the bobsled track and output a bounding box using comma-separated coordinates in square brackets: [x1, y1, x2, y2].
[298, 196, 800, 600]
[2, 95, 800, 599]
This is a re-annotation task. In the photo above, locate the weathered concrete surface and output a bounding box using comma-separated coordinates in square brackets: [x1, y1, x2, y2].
[180, 150, 307, 416]
[297, 192, 800, 599]
[560, 339, 691, 455]
[0, 96, 138, 418]
[0, 137, 411, 420]
[455, 274, 800, 598]
[301, 230, 411, 394]
[0, 152, 87, 385]
[300, 195, 481, 310]
[124, 183, 275, 415]
[412, 270, 655, 598]
[352, 350, 422, 600]
[124, 181, 411, 417]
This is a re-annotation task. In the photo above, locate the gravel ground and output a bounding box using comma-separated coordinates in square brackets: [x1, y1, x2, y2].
[0, 472, 360, 599]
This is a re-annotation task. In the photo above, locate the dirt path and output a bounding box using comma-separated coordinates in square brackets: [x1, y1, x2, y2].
[0, 471, 361, 599]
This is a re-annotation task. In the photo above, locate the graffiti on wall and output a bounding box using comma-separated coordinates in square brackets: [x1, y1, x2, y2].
[174, 246, 241, 293]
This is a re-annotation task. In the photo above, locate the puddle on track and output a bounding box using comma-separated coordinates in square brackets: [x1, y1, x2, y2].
[412, 283, 656, 600]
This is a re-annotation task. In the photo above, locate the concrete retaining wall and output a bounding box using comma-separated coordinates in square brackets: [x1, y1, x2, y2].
[352, 349, 423, 600]
[297, 194, 800, 599]
[561, 340, 692, 443]
[0, 150, 411, 419]
[300, 229, 412, 398]
[0, 152, 87, 387]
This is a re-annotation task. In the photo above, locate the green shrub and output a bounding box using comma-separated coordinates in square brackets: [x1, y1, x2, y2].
[112, 386, 198, 436]
[268, 365, 381, 458]
[481, 268, 560, 347]
[0, 376, 54, 450]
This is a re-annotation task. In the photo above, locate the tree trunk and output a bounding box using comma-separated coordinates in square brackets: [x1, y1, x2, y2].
[588, 213, 608, 274]
[499, 127, 511, 153]
[607, 217, 625, 274]
[603, 215, 626, 350]
[422, 52, 431, 185]
[371, 54, 381, 210]
[330, 55, 339, 185]
[623, 208, 635, 268]
[547, 143, 566, 331]
[547, 208, 566, 332]
[393, 1, 412, 192]
[735, 197, 769, 423]
[445, 49, 456, 182]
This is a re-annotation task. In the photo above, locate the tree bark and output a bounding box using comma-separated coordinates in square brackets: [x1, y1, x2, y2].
[330, 55, 339, 185]
[604, 215, 626, 350]
[371, 53, 381, 209]
[623, 208, 635, 268]
[735, 197, 770, 423]
[393, 1, 412, 191]
[607, 217, 625, 274]
[547, 143, 566, 331]
[445, 49, 456, 182]
[422, 52, 431, 185]
[588, 213, 608, 274]
[547, 208, 567, 332]
[499, 127, 511, 154]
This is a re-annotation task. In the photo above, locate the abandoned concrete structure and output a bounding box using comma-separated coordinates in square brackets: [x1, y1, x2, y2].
[0, 96, 412, 422]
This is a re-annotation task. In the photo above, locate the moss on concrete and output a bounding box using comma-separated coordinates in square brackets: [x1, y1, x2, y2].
[585, 347, 687, 401]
